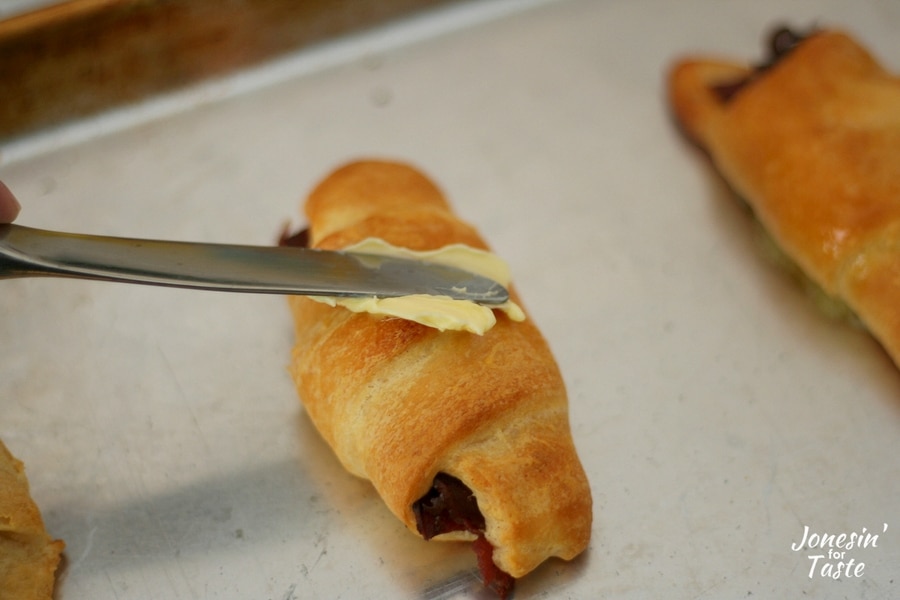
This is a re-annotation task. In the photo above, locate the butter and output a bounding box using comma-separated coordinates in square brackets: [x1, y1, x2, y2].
[309, 238, 526, 334]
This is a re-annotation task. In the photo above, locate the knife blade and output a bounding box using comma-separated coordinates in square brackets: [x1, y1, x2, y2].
[0, 224, 509, 305]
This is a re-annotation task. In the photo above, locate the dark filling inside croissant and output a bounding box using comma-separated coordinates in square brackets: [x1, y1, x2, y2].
[413, 473, 515, 599]
[278, 226, 309, 248]
[712, 26, 810, 102]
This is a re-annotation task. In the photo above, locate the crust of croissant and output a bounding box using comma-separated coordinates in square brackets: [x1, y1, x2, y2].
[668, 31, 900, 367]
[287, 160, 592, 577]
[0, 440, 65, 600]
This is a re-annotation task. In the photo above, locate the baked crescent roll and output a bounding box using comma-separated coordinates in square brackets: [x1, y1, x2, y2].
[668, 27, 900, 369]
[0, 440, 64, 600]
[283, 160, 592, 597]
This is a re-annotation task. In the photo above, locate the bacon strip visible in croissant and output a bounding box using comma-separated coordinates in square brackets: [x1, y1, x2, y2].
[668, 28, 900, 369]
[284, 160, 592, 597]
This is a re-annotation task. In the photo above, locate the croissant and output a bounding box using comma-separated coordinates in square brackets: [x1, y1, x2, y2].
[668, 27, 900, 369]
[0, 440, 64, 600]
[283, 160, 592, 597]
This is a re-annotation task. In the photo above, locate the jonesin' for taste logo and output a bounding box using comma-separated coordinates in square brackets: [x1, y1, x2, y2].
[791, 523, 888, 579]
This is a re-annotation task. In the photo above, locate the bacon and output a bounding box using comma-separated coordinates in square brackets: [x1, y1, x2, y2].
[413, 473, 515, 599]
[473, 533, 515, 599]
[712, 26, 811, 102]
[278, 226, 309, 248]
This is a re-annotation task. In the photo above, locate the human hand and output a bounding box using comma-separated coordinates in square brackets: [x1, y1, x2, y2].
[0, 181, 21, 223]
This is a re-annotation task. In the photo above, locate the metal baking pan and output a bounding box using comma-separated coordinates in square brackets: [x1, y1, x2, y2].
[2, 1, 898, 598]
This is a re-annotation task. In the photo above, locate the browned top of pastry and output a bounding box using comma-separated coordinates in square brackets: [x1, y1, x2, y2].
[287, 160, 592, 579]
[668, 30, 900, 295]
[668, 29, 900, 367]
[305, 160, 488, 251]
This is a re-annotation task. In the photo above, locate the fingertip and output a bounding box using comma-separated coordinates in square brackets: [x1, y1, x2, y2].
[0, 181, 22, 223]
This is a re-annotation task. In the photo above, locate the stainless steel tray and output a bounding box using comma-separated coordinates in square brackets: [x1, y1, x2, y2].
[2, 1, 899, 598]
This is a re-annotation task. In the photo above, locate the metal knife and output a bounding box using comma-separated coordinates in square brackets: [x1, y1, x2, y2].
[0, 224, 509, 305]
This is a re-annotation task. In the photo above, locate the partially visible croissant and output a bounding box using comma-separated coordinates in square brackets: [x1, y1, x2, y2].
[0, 440, 65, 600]
[284, 160, 592, 596]
[668, 28, 900, 369]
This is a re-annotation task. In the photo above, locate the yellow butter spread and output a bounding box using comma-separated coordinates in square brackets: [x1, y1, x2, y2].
[309, 238, 526, 334]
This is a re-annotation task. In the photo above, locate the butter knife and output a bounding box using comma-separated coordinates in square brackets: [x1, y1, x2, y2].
[0, 224, 509, 305]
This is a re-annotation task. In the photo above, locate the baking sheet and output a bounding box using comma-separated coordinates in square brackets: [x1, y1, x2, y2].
[2, 0, 900, 598]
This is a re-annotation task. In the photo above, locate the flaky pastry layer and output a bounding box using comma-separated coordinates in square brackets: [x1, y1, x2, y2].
[286, 160, 592, 578]
[668, 29, 900, 368]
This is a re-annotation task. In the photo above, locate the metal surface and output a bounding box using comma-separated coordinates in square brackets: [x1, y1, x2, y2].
[0, 224, 509, 303]
[1, 1, 899, 599]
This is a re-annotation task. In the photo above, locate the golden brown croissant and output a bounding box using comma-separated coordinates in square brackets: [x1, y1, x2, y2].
[283, 160, 592, 597]
[668, 27, 900, 369]
[0, 440, 64, 600]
